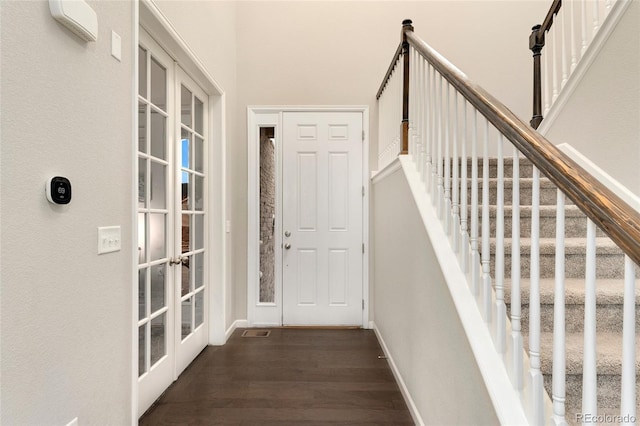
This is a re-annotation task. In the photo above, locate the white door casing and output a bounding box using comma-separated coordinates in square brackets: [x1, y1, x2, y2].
[282, 111, 364, 326]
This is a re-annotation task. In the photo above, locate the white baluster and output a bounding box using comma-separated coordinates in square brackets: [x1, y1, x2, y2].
[444, 82, 452, 229]
[510, 146, 523, 390]
[470, 109, 480, 296]
[481, 118, 491, 322]
[452, 91, 460, 251]
[551, 190, 567, 426]
[436, 75, 444, 215]
[460, 99, 469, 274]
[560, 7, 569, 89]
[583, 219, 598, 424]
[592, 0, 600, 38]
[425, 63, 432, 191]
[581, 0, 589, 55]
[529, 166, 544, 425]
[620, 255, 637, 425]
[544, 45, 551, 116]
[420, 58, 427, 182]
[494, 134, 505, 352]
[431, 67, 438, 200]
[570, 0, 578, 72]
[552, 17, 559, 103]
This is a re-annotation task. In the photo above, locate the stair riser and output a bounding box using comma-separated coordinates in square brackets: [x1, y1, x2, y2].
[452, 159, 535, 179]
[509, 304, 640, 334]
[489, 252, 627, 279]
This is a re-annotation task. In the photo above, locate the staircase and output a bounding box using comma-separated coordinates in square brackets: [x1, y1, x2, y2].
[470, 157, 639, 423]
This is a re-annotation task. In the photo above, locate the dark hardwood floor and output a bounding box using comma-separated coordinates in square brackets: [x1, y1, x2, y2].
[139, 328, 414, 425]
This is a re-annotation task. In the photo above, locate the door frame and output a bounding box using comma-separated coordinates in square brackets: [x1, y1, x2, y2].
[133, 0, 228, 421]
[247, 106, 370, 328]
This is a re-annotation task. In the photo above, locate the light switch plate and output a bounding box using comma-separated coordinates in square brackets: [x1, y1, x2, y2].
[98, 226, 121, 254]
[111, 31, 121, 61]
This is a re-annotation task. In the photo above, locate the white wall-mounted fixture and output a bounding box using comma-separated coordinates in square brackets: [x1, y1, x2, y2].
[49, 0, 98, 42]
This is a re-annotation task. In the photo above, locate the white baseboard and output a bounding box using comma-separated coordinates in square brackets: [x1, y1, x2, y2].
[225, 319, 248, 341]
[371, 322, 425, 426]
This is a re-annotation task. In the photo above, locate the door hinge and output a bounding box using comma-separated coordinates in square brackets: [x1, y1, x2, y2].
[362, 299, 365, 310]
[362, 186, 365, 197]
[362, 130, 365, 141]
[362, 243, 365, 254]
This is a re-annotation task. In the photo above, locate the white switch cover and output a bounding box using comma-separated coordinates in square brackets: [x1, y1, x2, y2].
[111, 30, 121, 61]
[98, 226, 121, 254]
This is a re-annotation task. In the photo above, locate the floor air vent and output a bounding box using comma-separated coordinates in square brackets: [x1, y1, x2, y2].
[241, 330, 271, 338]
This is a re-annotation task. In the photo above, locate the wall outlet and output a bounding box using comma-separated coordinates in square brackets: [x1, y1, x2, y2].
[98, 226, 121, 254]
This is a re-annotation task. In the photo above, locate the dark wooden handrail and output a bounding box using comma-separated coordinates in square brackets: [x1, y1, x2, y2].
[405, 30, 640, 266]
[376, 44, 403, 100]
[530, 0, 562, 128]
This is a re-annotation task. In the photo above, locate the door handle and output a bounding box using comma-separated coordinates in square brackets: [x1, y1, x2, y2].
[284, 243, 291, 250]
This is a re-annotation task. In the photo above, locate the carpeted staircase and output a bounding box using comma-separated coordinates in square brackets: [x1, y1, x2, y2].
[465, 157, 639, 423]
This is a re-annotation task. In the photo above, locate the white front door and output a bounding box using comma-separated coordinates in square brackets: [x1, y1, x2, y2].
[282, 111, 364, 326]
[137, 30, 209, 416]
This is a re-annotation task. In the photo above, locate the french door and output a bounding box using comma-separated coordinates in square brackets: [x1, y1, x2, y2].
[137, 29, 209, 416]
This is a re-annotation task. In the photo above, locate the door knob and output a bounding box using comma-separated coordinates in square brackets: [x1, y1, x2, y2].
[284, 231, 291, 237]
[284, 243, 291, 250]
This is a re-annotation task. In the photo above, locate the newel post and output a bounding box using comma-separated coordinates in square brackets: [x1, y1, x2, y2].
[530, 24, 544, 129]
[401, 19, 414, 155]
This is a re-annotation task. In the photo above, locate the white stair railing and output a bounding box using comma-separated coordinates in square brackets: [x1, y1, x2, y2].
[377, 19, 640, 425]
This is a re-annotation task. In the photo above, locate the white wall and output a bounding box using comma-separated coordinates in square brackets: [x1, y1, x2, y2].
[372, 164, 499, 425]
[0, 1, 134, 424]
[233, 0, 548, 320]
[543, 0, 640, 195]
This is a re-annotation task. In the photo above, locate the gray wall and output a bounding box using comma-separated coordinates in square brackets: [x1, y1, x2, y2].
[372, 166, 499, 425]
[1, 1, 134, 424]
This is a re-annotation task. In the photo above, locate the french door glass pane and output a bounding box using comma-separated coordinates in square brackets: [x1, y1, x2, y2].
[150, 110, 166, 160]
[181, 298, 192, 339]
[181, 130, 191, 169]
[150, 264, 166, 312]
[181, 85, 192, 126]
[149, 214, 166, 261]
[181, 214, 191, 254]
[194, 214, 204, 250]
[150, 57, 166, 110]
[180, 256, 191, 297]
[194, 176, 204, 211]
[181, 172, 190, 210]
[138, 213, 147, 264]
[138, 269, 146, 320]
[194, 252, 204, 289]
[138, 325, 146, 376]
[194, 97, 203, 134]
[150, 313, 166, 366]
[149, 162, 166, 209]
[138, 103, 147, 153]
[194, 136, 204, 173]
[195, 290, 204, 327]
[138, 47, 147, 98]
[138, 159, 147, 208]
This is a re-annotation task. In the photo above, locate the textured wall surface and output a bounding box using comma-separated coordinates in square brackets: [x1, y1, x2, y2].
[1, 1, 134, 424]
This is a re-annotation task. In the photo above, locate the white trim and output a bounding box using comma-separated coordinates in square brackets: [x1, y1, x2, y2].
[372, 322, 425, 426]
[398, 156, 531, 425]
[538, 0, 632, 134]
[247, 106, 370, 328]
[130, 2, 140, 424]
[371, 157, 402, 185]
[225, 319, 249, 342]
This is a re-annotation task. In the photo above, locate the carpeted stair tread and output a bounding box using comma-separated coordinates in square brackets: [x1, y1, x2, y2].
[490, 237, 624, 255]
